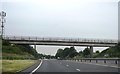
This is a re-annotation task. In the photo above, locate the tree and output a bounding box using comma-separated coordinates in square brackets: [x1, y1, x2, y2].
[69, 47, 78, 58]
[96, 50, 100, 54]
[2, 40, 10, 46]
[55, 49, 63, 58]
[78, 51, 83, 56]
[83, 48, 90, 58]
[62, 47, 70, 58]
[55, 47, 78, 59]
[38, 54, 44, 59]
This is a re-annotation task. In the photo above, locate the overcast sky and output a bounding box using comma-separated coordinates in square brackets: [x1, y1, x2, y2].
[1, 0, 119, 55]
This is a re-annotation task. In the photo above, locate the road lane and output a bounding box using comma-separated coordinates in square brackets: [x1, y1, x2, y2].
[18, 59, 119, 74]
[35, 59, 118, 72]
[61, 60, 118, 72]
[35, 59, 77, 72]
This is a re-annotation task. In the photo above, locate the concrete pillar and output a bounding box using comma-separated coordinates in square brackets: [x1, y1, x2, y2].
[90, 46, 93, 58]
[34, 45, 36, 50]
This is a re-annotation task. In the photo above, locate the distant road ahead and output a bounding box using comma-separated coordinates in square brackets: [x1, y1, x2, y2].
[19, 59, 119, 74]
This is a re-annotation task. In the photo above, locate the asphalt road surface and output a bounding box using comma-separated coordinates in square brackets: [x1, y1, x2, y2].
[19, 59, 119, 74]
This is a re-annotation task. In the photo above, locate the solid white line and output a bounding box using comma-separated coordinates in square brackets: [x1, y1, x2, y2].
[30, 60, 43, 74]
[76, 69, 80, 71]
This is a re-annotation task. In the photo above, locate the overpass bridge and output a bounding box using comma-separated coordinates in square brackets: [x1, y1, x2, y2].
[3, 36, 118, 47]
[3, 36, 118, 57]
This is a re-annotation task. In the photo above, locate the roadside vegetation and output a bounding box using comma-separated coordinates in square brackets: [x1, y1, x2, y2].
[2, 40, 39, 60]
[55, 43, 120, 59]
[2, 40, 39, 73]
[98, 43, 120, 58]
[32, 43, 120, 59]
[2, 60, 37, 72]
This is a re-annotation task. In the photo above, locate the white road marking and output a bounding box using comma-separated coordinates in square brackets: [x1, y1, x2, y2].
[66, 65, 69, 67]
[30, 60, 43, 74]
[76, 69, 80, 71]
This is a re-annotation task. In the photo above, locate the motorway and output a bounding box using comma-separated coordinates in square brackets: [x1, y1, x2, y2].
[19, 59, 119, 74]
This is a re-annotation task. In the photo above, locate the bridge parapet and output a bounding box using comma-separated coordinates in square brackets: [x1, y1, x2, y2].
[4, 36, 118, 44]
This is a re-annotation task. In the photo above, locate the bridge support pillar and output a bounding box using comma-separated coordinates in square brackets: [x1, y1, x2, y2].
[34, 45, 36, 50]
[90, 46, 93, 58]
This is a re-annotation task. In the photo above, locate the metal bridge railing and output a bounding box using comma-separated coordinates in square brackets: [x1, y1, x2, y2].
[4, 36, 118, 44]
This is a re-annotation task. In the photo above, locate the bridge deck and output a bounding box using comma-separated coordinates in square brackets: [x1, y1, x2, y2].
[4, 36, 118, 47]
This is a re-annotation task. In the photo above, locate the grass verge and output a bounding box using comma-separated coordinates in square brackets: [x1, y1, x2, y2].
[0, 60, 2, 73]
[2, 60, 37, 72]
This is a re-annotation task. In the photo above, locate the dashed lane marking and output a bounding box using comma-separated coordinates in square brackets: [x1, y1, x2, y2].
[76, 69, 80, 71]
[66, 65, 69, 67]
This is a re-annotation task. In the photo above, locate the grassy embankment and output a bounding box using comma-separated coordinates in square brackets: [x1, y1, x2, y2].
[2, 40, 39, 73]
[0, 60, 1, 73]
[2, 60, 37, 72]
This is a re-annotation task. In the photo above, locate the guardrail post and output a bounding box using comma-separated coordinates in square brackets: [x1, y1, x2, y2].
[115, 60, 117, 64]
[104, 60, 106, 63]
[96, 60, 98, 63]
[81, 59, 82, 62]
[90, 59, 91, 62]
